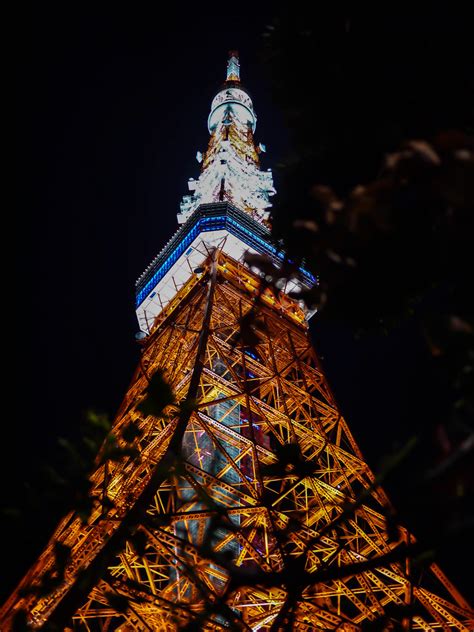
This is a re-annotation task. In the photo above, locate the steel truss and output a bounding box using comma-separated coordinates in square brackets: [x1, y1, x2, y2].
[2, 250, 473, 630]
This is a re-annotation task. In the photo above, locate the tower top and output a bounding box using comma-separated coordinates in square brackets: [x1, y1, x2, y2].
[134, 52, 314, 329]
[207, 52, 256, 134]
[226, 50, 240, 82]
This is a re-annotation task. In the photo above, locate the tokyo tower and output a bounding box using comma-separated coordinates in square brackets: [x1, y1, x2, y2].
[2, 52, 473, 631]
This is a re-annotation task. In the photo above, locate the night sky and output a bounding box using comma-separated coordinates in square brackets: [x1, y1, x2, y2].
[10, 6, 473, 603]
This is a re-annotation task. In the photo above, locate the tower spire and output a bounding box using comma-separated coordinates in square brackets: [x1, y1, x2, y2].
[177, 52, 275, 225]
[226, 50, 240, 82]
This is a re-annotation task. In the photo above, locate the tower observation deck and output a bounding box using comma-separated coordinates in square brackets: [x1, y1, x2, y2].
[2, 53, 472, 631]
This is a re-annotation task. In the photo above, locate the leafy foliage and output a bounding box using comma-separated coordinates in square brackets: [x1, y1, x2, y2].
[259, 8, 474, 608]
[136, 367, 176, 417]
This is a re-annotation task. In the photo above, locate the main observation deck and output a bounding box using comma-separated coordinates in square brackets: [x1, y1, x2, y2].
[135, 202, 316, 334]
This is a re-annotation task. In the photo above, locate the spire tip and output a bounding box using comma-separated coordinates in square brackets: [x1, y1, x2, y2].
[226, 51, 240, 82]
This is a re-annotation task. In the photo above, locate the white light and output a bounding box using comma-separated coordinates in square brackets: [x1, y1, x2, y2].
[178, 115, 275, 225]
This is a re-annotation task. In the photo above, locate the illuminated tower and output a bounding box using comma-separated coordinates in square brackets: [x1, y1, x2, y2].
[2, 52, 472, 631]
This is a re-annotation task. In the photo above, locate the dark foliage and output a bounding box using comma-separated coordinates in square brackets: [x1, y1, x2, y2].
[258, 7, 474, 603]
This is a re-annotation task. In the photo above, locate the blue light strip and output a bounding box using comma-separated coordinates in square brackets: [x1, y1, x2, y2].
[136, 220, 205, 305]
[136, 207, 316, 307]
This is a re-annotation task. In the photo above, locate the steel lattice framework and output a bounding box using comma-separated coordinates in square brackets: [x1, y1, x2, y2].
[2, 251, 473, 630]
[3, 52, 472, 630]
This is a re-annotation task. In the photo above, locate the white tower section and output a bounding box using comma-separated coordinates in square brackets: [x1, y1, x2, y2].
[178, 52, 276, 225]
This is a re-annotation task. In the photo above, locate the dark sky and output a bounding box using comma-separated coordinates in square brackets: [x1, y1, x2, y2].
[10, 6, 473, 603]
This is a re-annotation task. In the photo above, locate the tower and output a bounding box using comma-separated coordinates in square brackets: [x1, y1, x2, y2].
[2, 52, 472, 630]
